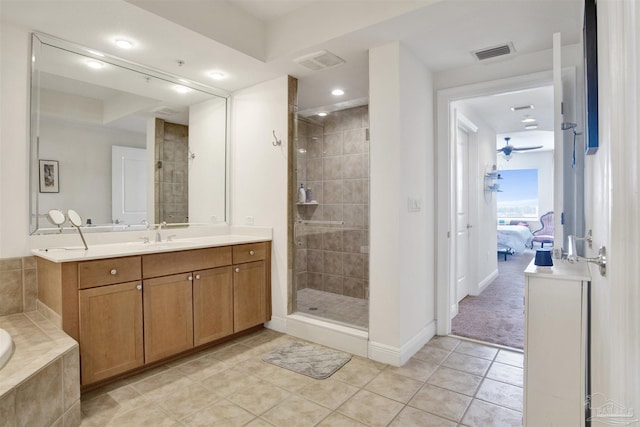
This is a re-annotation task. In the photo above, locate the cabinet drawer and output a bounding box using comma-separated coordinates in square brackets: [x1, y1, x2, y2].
[78, 256, 141, 289]
[232, 242, 267, 264]
[143, 246, 232, 278]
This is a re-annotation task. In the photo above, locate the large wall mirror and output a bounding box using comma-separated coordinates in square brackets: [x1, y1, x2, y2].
[30, 33, 229, 235]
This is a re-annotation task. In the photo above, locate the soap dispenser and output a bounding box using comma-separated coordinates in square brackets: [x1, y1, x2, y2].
[298, 184, 306, 203]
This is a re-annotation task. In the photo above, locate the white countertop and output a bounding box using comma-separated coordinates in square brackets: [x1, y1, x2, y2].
[32, 234, 271, 263]
[524, 258, 591, 281]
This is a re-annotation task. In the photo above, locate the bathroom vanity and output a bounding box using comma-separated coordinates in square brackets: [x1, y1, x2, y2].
[523, 259, 590, 426]
[34, 236, 271, 387]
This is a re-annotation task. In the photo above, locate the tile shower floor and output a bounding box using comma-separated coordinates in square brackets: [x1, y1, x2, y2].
[80, 330, 523, 426]
[296, 288, 369, 329]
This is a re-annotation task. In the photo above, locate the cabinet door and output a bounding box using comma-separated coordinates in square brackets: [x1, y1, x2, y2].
[193, 266, 233, 346]
[233, 260, 267, 332]
[143, 273, 194, 363]
[79, 281, 143, 385]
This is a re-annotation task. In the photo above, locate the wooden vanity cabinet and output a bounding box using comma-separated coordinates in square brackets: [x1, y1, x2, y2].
[232, 243, 270, 332]
[233, 261, 267, 332]
[143, 273, 194, 363]
[36, 240, 271, 387]
[75, 256, 144, 385]
[79, 280, 144, 385]
[193, 267, 234, 346]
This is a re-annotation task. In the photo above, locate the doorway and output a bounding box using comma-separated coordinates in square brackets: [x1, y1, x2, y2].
[436, 68, 582, 346]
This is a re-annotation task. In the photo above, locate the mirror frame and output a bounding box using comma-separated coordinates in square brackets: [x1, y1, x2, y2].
[29, 33, 231, 235]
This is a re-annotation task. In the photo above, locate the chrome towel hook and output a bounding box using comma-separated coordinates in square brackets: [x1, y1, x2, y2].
[272, 130, 282, 147]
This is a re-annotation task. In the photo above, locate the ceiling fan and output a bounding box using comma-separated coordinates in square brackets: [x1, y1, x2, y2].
[497, 137, 542, 160]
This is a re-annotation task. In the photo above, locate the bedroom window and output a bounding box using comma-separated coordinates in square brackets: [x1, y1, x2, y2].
[497, 168, 539, 219]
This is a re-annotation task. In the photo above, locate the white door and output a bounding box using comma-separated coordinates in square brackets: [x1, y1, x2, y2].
[455, 126, 470, 304]
[112, 146, 147, 225]
[552, 32, 564, 250]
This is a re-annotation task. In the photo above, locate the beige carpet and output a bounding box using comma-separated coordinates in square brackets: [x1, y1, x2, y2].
[451, 252, 534, 349]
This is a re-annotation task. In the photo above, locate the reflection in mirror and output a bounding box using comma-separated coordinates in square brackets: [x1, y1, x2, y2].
[46, 209, 66, 229]
[30, 33, 229, 235]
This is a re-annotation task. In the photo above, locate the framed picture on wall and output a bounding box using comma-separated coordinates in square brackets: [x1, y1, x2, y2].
[39, 159, 59, 193]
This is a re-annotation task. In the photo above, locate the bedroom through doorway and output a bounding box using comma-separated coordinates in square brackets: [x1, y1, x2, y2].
[448, 83, 555, 350]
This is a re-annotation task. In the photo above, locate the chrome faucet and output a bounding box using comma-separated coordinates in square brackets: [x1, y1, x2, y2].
[156, 221, 167, 243]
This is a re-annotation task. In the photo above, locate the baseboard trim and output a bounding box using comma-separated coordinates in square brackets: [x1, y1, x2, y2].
[368, 320, 436, 366]
[450, 303, 458, 319]
[471, 269, 499, 296]
[265, 315, 287, 333]
[285, 314, 368, 357]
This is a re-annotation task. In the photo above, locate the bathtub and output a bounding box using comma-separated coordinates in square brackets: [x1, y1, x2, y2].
[0, 327, 12, 369]
[0, 312, 80, 426]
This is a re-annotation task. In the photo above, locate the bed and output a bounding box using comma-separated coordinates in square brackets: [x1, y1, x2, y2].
[497, 225, 533, 254]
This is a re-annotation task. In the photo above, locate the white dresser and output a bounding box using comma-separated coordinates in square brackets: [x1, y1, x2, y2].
[523, 259, 591, 426]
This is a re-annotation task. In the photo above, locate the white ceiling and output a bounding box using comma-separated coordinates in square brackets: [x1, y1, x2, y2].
[1, 0, 583, 115]
[456, 84, 555, 152]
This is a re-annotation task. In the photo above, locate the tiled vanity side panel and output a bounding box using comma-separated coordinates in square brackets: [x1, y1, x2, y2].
[0, 256, 38, 316]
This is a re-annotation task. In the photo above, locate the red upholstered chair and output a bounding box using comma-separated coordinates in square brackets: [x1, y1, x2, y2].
[531, 211, 554, 248]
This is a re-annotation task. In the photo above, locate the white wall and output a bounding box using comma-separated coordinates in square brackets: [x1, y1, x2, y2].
[369, 41, 435, 364]
[587, 0, 640, 420]
[0, 23, 32, 258]
[434, 44, 583, 91]
[230, 76, 289, 331]
[189, 97, 227, 224]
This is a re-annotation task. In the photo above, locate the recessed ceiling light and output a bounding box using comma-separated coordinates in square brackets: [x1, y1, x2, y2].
[331, 89, 344, 96]
[209, 71, 226, 80]
[524, 124, 538, 130]
[115, 39, 134, 49]
[521, 116, 537, 123]
[86, 60, 104, 69]
[173, 85, 190, 94]
[317, 112, 328, 117]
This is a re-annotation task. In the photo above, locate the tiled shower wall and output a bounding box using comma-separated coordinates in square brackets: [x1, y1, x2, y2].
[0, 257, 38, 316]
[155, 119, 189, 224]
[295, 106, 370, 299]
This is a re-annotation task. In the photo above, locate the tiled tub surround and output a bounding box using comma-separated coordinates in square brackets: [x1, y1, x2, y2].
[0, 256, 38, 316]
[0, 311, 80, 427]
[295, 106, 370, 310]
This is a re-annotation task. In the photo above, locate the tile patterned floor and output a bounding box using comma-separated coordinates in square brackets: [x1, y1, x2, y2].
[80, 331, 523, 427]
[296, 288, 369, 329]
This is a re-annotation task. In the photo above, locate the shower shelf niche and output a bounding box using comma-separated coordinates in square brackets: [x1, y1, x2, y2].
[296, 201, 318, 206]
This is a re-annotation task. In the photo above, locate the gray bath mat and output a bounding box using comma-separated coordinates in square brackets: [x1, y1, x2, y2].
[262, 341, 352, 379]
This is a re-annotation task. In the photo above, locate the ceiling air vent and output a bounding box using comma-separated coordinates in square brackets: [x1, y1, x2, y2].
[294, 50, 345, 71]
[472, 42, 516, 62]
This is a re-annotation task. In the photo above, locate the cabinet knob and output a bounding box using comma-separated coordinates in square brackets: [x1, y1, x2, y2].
[188, 275, 193, 281]
[249, 250, 255, 255]
[110, 269, 117, 275]
[235, 267, 240, 273]
[195, 274, 201, 280]
[136, 284, 142, 291]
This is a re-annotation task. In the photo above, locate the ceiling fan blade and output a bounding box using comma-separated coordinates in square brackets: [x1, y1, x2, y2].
[512, 145, 543, 151]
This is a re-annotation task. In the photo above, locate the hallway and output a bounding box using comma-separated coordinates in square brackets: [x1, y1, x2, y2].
[451, 252, 534, 349]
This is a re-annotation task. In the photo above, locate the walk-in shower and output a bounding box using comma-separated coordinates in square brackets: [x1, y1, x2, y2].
[291, 105, 370, 330]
